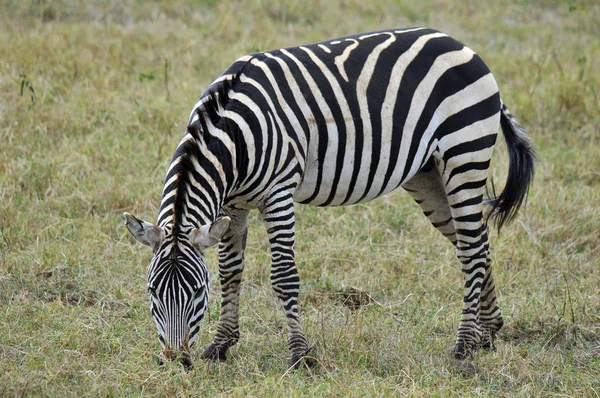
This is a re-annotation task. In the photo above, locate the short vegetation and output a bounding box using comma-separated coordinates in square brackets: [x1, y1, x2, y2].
[1, 1, 598, 396]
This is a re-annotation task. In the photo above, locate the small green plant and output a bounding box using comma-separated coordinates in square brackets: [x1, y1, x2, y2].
[138, 70, 156, 82]
[16, 73, 36, 111]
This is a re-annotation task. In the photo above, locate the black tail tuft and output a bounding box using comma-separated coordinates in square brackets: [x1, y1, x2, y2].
[487, 103, 535, 231]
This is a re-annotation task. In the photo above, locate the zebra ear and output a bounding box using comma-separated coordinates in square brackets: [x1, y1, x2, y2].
[190, 216, 231, 251]
[123, 212, 164, 249]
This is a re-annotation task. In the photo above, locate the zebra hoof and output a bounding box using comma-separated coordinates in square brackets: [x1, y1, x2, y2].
[479, 336, 497, 352]
[289, 354, 316, 369]
[180, 355, 194, 371]
[200, 343, 227, 362]
[451, 342, 477, 360]
[289, 345, 317, 369]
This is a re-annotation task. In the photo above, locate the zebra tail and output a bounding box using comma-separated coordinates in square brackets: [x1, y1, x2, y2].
[487, 102, 536, 231]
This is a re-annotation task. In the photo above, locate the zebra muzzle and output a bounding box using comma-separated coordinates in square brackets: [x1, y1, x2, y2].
[160, 332, 193, 370]
[159, 347, 194, 370]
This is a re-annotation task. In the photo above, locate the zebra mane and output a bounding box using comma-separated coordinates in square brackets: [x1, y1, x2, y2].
[187, 77, 235, 141]
[186, 54, 258, 140]
[170, 135, 201, 235]
[170, 58, 258, 233]
[169, 76, 240, 234]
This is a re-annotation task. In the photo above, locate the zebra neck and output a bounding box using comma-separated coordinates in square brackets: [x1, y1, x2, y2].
[156, 184, 221, 232]
[156, 134, 229, 231]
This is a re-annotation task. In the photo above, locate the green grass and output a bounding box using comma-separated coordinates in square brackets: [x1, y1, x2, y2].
[1, 0, 599, 396]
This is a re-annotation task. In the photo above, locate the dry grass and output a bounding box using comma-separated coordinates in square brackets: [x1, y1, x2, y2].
[1, 0, 599, 396]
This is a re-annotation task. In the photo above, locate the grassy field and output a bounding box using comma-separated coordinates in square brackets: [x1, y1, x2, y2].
[1, 0, 599, 396]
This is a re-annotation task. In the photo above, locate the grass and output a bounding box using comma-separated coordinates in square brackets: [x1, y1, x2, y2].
[1, 0, 599, 396]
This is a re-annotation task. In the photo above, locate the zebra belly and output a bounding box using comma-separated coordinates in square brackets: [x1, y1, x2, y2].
[294, 163, 407, 206]
[293, 125, 416, 207]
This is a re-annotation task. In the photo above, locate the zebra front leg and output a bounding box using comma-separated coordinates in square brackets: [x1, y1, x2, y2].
[261, 193, 312, 368]
[201, 209, 249, 362]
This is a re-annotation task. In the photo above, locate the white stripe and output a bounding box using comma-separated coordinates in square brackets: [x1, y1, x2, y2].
[393, 27, 428, 35]
[235, 76, 286, 187]
[383, 45, 482, 194]
[221, 98, 256, 177]
[404, 49, 498, 181]
[182, 139, 222, 222]
[317, 44, 331, 53]
[249, 57, 304, 169]
[437, 112, 500, 160]
[363, 32, 447, 201]
[358, 27, 426, 41]
[334, 39, 359, 82]
[278, 48, 334, 203]
[160, 169, 179, 199]
[266, 112, 283, 175]
[345, 32, 396, 204]
[297, 46, 356, 205]
[442, 147, 496, 184]
[188, 55, 255, 117]
[224, 86, 269, 192]
[262, 53, 310, 162]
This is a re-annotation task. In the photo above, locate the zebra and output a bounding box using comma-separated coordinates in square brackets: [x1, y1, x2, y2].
[124, 27, 534, 368]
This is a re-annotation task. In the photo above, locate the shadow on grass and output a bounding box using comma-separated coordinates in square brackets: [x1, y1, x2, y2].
[501, 319, 598, 352]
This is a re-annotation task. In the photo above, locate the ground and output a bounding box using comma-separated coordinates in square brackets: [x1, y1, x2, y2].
[1, 0, 599, 396]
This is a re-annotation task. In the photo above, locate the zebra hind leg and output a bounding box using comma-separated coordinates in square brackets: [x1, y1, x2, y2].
[404, 160, 504, 357]
[402, 161, 458, 248]
[201, 209, 249, 362]
[479, 250, 504, 351]
[438, 152, 497, 359]
[403, 165, 475, 358]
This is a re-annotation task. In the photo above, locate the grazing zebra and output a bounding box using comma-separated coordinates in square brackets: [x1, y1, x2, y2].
[124, 27, 534, 368]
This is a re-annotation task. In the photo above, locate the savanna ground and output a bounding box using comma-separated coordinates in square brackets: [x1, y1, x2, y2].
[1, 0, 599, 396]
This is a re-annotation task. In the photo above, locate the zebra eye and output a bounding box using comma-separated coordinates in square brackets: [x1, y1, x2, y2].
[148, 286, 157, 296]
[193, 287, 205, 300]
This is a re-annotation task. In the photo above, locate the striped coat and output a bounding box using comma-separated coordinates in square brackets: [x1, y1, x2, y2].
[124, 27, 534, 368]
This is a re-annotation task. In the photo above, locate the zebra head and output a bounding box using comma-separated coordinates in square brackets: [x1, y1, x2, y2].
[123, 212, 230, 367]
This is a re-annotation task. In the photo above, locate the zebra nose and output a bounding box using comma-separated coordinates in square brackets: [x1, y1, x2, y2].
[162, 346, 176, 361]
[180, 354, 193, 370]
[178, 340, 193, 370]
[159, 347, 193, 370]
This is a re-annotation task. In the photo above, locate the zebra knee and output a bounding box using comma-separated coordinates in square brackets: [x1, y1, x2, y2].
[214, 317, 240, 340]
[270, 263, 300, 298]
